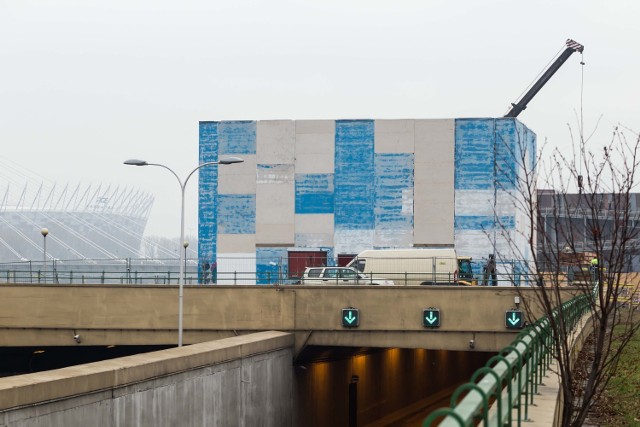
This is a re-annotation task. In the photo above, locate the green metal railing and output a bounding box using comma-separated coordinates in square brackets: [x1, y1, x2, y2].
[423, 292, 592, 426]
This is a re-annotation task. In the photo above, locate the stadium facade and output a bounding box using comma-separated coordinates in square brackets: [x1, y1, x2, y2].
[0, 182, 153, 262]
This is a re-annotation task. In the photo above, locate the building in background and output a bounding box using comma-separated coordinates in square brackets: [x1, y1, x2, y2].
[0, 157, 155, 262]
[537, 190, 640, 272]
[198, 118, 536, 284]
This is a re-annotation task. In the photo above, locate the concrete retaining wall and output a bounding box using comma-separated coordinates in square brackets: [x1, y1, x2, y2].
[0, 331, 294, 427]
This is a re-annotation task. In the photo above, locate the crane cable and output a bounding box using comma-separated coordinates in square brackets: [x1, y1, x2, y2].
[578, 50, 586, 193]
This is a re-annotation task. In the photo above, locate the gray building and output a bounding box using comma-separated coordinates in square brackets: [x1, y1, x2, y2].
[537, 190, 640, 272]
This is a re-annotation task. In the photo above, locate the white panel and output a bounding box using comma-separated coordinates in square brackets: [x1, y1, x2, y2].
[414, 119, 455, 245]
[217, 253, 256, 285]
[454, 230, 492, 261]
[296, 119, 334, 134]
[218, 155, 257, 194]
[295, 120, 335, 174]
[373, 229, 413, 248]
[257, 121, 295, 164]
[256, 164, 295, 185]
[256, 182, 295, 245]
[295, 214, 334, 247]
[334, 229, 374, 256]
[374, 119, 415, 153]
[455, 190, 518, 217]
[218, 234, 256, 254]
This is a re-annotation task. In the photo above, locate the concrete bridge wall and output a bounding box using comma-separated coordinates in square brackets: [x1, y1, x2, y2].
[0, 332, 293, 427]
[0, 284, 578, 353]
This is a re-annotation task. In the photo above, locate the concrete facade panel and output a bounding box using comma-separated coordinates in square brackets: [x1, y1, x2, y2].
[294, 155, 335, 175]
[374, 119, 415, 153]
[257, 120, 295, 165]
[334, 229, 374, 255]
[294, 214, 334, 247]
[455, 190, 517, 217]
[414, 119, 455, 245]
[218, 234, 256, 254]
[295, 119, 335, 135]
[256, 180, 295, 245]
[218, 155, 257, 194]
[294, 120, 334, 174]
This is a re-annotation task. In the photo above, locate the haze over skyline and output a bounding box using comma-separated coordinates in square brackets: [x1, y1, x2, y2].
[2, 0, 639, 240]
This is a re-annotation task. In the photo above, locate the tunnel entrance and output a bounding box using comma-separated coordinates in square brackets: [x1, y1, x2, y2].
[294, 346, 492, 427]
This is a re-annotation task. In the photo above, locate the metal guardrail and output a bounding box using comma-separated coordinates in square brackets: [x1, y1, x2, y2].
[422, 292, 591, 426]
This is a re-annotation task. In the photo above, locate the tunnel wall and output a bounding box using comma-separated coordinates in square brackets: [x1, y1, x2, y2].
[0, 332, 294, 427]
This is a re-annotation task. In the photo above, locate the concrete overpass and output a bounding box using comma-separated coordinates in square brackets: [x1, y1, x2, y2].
[0, 284, 576, 355]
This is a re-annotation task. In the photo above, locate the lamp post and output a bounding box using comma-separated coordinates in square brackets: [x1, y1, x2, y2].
[183, 241, 189, 284]
[124, 156, 243, 346]
[41, 228, 48, 283]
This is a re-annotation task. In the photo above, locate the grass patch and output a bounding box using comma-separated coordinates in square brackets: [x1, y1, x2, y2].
[602, 309, 640, 426]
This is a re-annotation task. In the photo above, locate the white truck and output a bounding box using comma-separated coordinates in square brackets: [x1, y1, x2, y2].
[346, 248, 476, 286]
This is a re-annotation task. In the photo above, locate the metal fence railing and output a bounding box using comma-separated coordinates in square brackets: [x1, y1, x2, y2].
[0, 257, 565, 287]
[422, 290, 593, 426]
[0, 260, 547, 287]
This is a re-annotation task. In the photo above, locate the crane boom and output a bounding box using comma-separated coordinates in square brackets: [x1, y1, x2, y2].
[504, 39, 584, 118]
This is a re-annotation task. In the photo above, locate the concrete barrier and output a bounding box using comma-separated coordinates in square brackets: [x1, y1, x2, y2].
[0, 331, 294, 427]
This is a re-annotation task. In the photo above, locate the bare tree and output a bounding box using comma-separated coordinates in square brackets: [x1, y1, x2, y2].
[498, 123, 640, 426]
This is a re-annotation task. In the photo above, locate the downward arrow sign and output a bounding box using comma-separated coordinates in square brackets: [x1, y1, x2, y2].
[344, 311, 357, 324]
[425, 313, 437, 324]
[508, 312, 520, 326]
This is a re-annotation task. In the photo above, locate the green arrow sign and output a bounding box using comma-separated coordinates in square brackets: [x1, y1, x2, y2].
[342, 308, 359, 327]
[505, 309, 524, 329]
[422, 308, 441, 328]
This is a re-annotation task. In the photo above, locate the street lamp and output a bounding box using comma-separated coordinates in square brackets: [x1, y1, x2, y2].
[41, 228, 48, 283]
[183, 241, 189, 284]
[124, 156, 243, 346]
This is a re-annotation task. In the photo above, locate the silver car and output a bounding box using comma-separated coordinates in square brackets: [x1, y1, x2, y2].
[301, 266, 395, 286]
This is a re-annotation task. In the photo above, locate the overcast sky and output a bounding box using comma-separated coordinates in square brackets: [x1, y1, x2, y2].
[2, 0, 639, 239]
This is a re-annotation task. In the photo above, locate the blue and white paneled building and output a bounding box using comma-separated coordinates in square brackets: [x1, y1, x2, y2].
[198, 118, 536, 284]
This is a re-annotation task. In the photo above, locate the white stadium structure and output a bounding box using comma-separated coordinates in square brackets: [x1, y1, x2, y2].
[0, 181, 152, 262]
[0, 158, 200, 284]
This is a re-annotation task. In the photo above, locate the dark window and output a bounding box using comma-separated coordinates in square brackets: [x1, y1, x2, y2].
[339, 269, 357, 278]
[306, 268, 322, 278]
[324, 268, 339, 278]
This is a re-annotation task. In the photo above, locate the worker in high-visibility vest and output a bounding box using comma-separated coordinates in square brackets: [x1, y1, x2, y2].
[590, 257, 599, 284]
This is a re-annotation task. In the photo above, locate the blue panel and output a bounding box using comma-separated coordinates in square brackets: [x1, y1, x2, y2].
[198, 122, 220, 276]
[218, 194, 256, 234]
[218, 121, 256, 155]
[374, 153, 414, 230]
[334, 120, 375, 230]
[295, 174, 334, 214]
[455, 119, 495, 190]
[454, 215, 515, 230]
[256, 247, 288, 285]
[494, 119, 517, 190]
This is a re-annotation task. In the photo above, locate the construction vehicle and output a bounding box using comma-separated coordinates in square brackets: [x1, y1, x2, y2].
[504, 39, 584, 118]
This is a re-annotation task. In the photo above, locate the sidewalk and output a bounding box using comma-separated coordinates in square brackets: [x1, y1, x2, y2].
[524, 359, 561, 426]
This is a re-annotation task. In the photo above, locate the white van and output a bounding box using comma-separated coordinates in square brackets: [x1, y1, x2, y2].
[346, 248, 473, 286]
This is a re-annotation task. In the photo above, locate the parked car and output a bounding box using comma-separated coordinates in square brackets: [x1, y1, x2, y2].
[301, 266, 395, 286]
